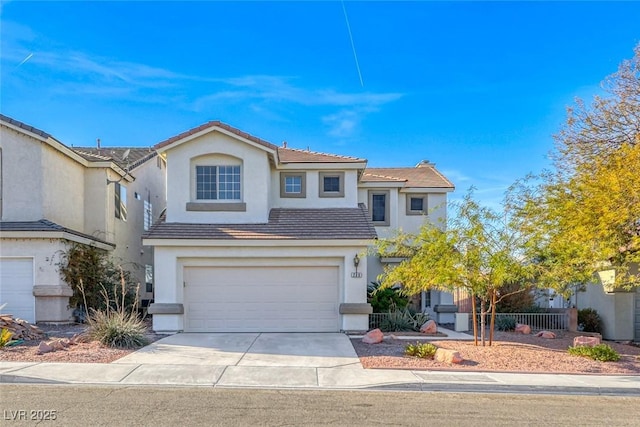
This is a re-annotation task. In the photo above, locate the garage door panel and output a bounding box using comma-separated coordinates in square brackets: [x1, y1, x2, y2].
[0, 258, 35, 323]
[184, 265, 340, 332]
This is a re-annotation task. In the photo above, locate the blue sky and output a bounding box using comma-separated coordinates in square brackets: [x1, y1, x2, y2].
[1, 1, 639, 208]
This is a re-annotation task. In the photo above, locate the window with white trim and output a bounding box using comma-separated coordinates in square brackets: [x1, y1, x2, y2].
[196, 165, 241, 200]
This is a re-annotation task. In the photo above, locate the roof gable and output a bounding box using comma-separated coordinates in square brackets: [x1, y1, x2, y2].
[154, 121, 279, 155]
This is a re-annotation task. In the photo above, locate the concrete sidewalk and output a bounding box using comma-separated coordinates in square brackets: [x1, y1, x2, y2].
[1, 330, 638, 395]
[1, 360, 638, 395]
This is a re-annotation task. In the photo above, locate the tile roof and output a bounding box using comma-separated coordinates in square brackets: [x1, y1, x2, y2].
[0, 219, 115, 247]
[277, 147, 366, 163]
[71, 147, 157, 170]
[1, 114, 51, 139]
[144, 204, 377, 241]
[362, 162, 454, 189]
[155, 120, 278, 151]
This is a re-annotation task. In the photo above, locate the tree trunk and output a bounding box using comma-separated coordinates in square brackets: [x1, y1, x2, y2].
[471, 292, 478, 346]
[480, 299, 486, 346]
[489, 290, 497, 346]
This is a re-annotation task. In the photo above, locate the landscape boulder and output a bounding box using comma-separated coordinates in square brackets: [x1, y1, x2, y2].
[515, 323, 531, 335]
[535, 331, 556, 339]
[420, 320, 437, 334]
[362, 328, 384, 344]
[37, 341, 54, 354]
[573, 336, 601, 347]
[434, 348, 463, 364]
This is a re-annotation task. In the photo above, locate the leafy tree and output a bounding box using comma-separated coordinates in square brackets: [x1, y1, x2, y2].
[375, 191, 533, 346]
[510, 44, 640, 291]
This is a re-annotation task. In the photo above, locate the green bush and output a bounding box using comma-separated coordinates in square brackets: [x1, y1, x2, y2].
[496, 316, 517, 331]
[568, 344, 620, 362]
[367, 282, 409, 312]
[578, 308, 602, 333]
[379, 308, 429, 332]
[405, 342, 438, 359]
[88, 310, 149, 349]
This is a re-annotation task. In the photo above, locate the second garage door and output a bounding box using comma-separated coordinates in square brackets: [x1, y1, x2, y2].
[0, 258, 35, 323]
[183, 265, 340, 332]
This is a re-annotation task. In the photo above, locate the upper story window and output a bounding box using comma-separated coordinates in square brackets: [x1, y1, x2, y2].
[187, 155, 246, 212]
[406, 195, 428, 215]
[368, 190, 390, 226]
[115, 182, 127, 221]
[319, 171, 345, 198]
[280, 172, 307, 198]
[196, 165, 241, 200]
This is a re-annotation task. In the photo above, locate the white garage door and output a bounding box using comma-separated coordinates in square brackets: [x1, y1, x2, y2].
[0, 258, 35, 323]
[184, 265, 340, 332]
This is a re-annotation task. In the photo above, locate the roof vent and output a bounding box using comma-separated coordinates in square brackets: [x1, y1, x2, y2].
[96, 138, 101, 149]
[282, 141, 287, 148]
[417, 159, 434, 167]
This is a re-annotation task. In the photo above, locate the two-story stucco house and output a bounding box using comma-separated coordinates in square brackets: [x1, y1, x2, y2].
[144, 121, 454, 333]
[0, 114, 166, 323]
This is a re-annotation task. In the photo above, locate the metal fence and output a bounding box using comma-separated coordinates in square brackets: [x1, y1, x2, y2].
[369, 313, 388, 330]
[470, 312, 570, 331]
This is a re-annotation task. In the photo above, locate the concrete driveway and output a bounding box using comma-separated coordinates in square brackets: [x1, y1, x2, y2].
[112, 333, 362, 369]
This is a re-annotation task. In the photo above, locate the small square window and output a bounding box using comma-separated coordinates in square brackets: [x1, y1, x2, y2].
[319, 172, 345, 198]
[280, 173, 306, 198]
[410, 197, 423, 211]
[406, 194, 427, 215]
[323, 176, 340, 192]
[285, 176, 302, 193]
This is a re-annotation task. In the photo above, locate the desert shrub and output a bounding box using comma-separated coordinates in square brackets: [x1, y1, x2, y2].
[58, 244, 139, 314]
[568, 344, 620, 362]
[81, 268, 148, 349]
[405, 342, 437, 359]
[368, 282, 409, 312]
[578, 308, 602, 333]
[87, 310, 148, 349]
[496, 316, 517, 331]
[379, 308, 429, 332]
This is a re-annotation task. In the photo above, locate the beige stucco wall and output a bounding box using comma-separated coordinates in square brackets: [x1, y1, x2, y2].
[164, 132, 271, 224]
[149, 242, 369, 332]
[0, 127, 45, 221]
[40, 142, 85, 231]
[577, 283, 635, 341]
[271, 169, 360, 209]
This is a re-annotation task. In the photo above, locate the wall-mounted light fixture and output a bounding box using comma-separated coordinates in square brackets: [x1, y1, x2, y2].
[353, 254, 360, 268]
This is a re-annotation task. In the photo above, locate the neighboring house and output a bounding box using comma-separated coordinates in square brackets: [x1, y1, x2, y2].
[575, 263, 640, 342]
[0, 114, 166, 323]
[144, 120, 454, 333]
[358, 164, 455, 322]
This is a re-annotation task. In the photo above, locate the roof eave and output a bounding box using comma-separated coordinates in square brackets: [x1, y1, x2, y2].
[142, 237, 374, 247]
[1, 231, 115, 250]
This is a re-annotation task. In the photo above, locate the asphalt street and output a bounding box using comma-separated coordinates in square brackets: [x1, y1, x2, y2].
[1, 385, 639, 426]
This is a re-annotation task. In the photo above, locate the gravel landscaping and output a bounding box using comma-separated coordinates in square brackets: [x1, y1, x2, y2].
[351, 330, 640, 374]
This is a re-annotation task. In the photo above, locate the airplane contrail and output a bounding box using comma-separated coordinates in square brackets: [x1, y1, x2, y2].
[16, 53, 34, 68]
